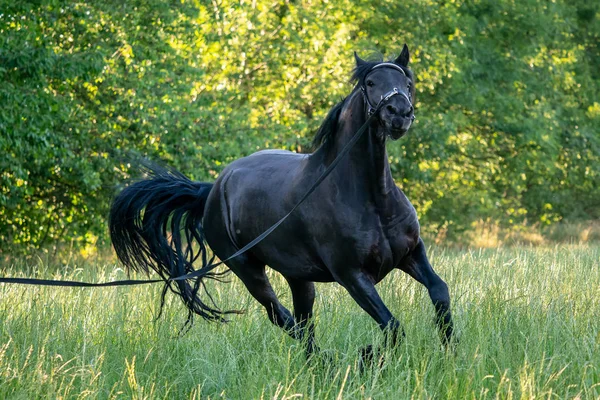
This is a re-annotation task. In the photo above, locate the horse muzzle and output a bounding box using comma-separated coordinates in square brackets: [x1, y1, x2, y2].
[384, 115, 413, 140]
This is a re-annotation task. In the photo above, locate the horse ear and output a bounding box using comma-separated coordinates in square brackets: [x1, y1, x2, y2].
[395, 44, 410, 67]
[354, 51, 366, 67]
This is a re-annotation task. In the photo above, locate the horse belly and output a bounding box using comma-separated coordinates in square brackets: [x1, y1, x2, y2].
[268, 257, 335, 282]
[248, 233, 336, 282]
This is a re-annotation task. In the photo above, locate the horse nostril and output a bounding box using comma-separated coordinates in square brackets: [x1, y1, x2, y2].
[402, 106, 414, 117]
[386, 104, 399, 115]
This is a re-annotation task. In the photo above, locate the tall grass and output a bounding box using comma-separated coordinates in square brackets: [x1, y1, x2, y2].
[1, 245, 599, 399]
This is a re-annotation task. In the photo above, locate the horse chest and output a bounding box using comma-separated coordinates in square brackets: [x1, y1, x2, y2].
[377, 212, 420, 268]
[384, 217, 419, 257]
[357, 210, 419, 282]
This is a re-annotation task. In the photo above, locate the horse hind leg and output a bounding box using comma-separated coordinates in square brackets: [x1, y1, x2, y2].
[285, 277, 318, 357]
[201, 183, 296, 337]
[400, 238, 454, 346]
[227, 256, 297, 336]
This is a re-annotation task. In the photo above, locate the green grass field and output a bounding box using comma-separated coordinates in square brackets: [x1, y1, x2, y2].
[1, 245, 599, 399]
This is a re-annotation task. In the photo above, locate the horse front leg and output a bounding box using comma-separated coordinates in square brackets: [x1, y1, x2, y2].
[400, 238, 454, 346]
[338, 272, 405, 365]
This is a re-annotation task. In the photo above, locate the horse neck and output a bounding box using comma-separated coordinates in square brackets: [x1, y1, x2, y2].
[328, 91, 395, 196]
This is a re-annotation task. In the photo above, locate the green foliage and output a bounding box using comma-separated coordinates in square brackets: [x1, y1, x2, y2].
[1, 0, 598, 252]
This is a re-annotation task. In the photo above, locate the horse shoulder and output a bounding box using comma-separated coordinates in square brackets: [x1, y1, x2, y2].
[376, 186, 421, 264]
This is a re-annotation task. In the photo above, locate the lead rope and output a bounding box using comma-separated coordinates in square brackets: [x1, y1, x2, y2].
[0, 89, 400, 287]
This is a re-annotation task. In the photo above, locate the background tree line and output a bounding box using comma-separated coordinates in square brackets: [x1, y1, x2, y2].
[1, 0, 598, 254]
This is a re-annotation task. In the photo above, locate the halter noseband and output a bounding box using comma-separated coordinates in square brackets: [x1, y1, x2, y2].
[360, 63, 414, 118]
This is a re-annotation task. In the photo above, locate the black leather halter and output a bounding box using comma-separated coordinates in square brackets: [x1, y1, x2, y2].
[360, 63, 414, 117]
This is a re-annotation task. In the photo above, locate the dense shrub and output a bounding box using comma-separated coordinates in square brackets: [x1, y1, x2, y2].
[1, 0, 598, 253]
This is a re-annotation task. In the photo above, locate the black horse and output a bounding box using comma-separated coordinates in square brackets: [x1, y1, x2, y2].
[109, 45, 454, 359]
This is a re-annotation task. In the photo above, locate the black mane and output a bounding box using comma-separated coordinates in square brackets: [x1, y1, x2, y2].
[311, 99, 346, 151]
[350, 60, 383, 84]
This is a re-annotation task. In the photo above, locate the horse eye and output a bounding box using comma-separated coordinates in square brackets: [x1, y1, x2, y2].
[366, 80, 374, 87]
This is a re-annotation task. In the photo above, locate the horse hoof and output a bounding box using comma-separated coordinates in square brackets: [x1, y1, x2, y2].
[360, 345, 374, 363]
[443, 333, 460, 354]
[307, 348, 334, 366]
[358, 345, 385, 372]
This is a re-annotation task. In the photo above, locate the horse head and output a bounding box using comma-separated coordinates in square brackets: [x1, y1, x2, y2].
[354, 44, 415, 140]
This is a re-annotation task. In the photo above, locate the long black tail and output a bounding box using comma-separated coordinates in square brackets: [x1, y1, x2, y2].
[109, 163, 236, 326]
